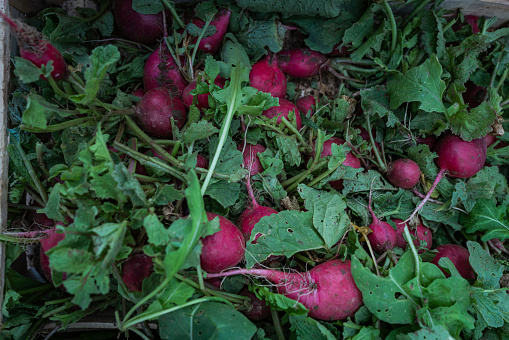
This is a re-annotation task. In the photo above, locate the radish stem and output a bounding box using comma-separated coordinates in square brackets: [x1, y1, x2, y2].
[404, 168, 446, 223]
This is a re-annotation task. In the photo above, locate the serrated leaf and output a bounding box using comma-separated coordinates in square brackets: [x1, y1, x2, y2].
[205, 180, 240, 208]
[387, 55, 446, 113]
[236, 0, 346, 18]
[236, 20, 286, 59]
[290, 314, 336, 340]
[254, 286, 308, 315]
[113, 163, 146, 206]
[360, 86, 399, 127]
[297, 184, 350, 248]
[153, 184, 184, 205]
[13, 57, 43, 83]
[246, 210, 325, 267]
[274, 134, 301, 166]
[462, 200, 509, 241]
[144, 213, 170, 246]
[182, 121, 219, 144]
[467, 241, 504, 289]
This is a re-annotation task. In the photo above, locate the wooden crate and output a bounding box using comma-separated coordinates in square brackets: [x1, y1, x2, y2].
[1, 0, 509, 334]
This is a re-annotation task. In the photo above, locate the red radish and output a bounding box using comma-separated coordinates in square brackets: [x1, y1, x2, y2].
[39, 227, 66, 283]
[296, 95, 316, 116]
[143, 46, 187, 95]
[465, 15, 480, 34]
[237, 176, 277, 243]
[132, 88, 145, 98]
[366, 189, 397, 253]
[0, 11, 67, 81]
[386, 159, 421, 189]
[207, 259, 363, 321]
[114, 0, 165, 44]
[277, 48, 327, 78]
[121, 253, 153, 291]
[205, 277, 223, 289]
[463, 81, 486, 109]
[239, 287, 271, 320]
[431, 244, 475, 279]
[191, 9, 231, 54]
[200, 212, 245, 273]
[327, 44, 350, 57]
[484, 134, 497, 147]
[238, 143, 266, 176]
[134, 87, 187, 139]
[392, 219, 432, 253]
[406, 132, 487, 222]
[249, 55, 287, 99]
[262, 99, 302, 129]
[312, 137, 361, 190]
[182, 75, 226, 109]
[196, 154, 209, 168]
[416, 135, 437, 150]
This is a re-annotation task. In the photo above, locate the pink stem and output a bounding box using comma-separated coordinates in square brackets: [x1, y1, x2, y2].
[246, 175, 259, 208]
[404, 168, 447, 223]
[0, 10, 20, 31]
[368, 182, 379, 224]
[162, 9, 168, 38]
[206, 268, 271, 279]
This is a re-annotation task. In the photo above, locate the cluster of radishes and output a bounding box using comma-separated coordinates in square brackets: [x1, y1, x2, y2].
[6, 1, 502, 324]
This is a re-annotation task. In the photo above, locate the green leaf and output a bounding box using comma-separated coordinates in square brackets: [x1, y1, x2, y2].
[246, 210, 325, 267]
[153, 184, 184, 205]
[207, 136, 244, 178]
[467, 241, 504, 289]
[297, 184, 350, 249]
[158, 301, 257, 340]
[350, 19, 388, 62]
[404, 325, 453, 339]
[349, 326, 380, 340]
[76, 45, 120, 105]
[342, 3, 379, 48]
[218, 38, 251, 78]
[360, 86, 399, 127]
[290, 314, 336, 340]
[466, 166, 508, 205]
[157, 278, 195, 308]
[113, 163, 147, 206]
[237, 20, 286, 59]
[91, 222, 127, 269]
[461, 200, 509, 241]
[387, 55, 446, 113]
[205, 180, 240, 208]
[254, 286, 308, 315]
[236, 0, 347, 18]
[132, 0, 164, 14]
[351, 253, 419, 324]
[274, 134, 301, 166]
[182, 120, 219, 144]
[22, 93, 60, 129]
[420, 11, 446, 60]
[40, 183, 64, 221]
[144, 213, 170, 246]
[13, 57, 43, 83]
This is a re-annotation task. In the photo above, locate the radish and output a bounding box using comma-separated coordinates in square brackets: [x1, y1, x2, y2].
[191, 9, 231, 54]
[366, 188, 397, 253]
[239, 287, 271, 320]
[392, 219, 432, 253]
[182, 75, 225, 109]
[312, 137, 361, 190]
[238, 143, 266, 176]
[277, 48, 327, 78]
[416, 135, 437, 149]
[132, 88, 145, 98]
[121, 253, 153, 291]
[327, 43, 350, 57]
[465, 15, 480, 34]
[143, 46, 187, 95]
[200, 212, 245, 273]
[39, 227, 66, 283]
[134, 87, 187, 139]
[431, 244, 475, 279]
[262, 99, 302, 129]
[463, 81, 486, 108]
[237, 176, 277, 243]
[296, 95, 316, 116]
[196, 154, 209, 169]
[406, 132, 487, 222]
[114, 0, 165, 44]
[484, 134, 497, 147]
[207, 259, 363, 321]
[0, 11, 67, 81]
[386, 158, 421, 189]
[249, 55, 287, 99]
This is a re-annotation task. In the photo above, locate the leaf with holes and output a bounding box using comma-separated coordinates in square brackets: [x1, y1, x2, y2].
[351, 252, 419, 324]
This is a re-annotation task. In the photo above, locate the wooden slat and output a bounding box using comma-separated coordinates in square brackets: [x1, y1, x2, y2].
[0, 0, 10, 326]
[440, 0, 509, 25]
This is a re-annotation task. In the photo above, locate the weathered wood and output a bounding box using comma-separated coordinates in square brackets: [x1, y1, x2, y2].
[440, 0, 509, 25]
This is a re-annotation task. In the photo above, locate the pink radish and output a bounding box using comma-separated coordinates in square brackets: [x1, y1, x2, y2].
[262, 99, 302, 129]
[121, 253, 153, 291]
[0, 11, 67, 81]
[134, 87, 187, 139]
[366, 202, 397, 254]
[416, 135, 437, 150]
[114, 0, 165, 44]
[249, 55, 287, 99]
[296, 95, 316, 116]
[327, 44, 350, 57]
[132, 88, 145, 98]
[182, 75, 226, 109]
[200, 212, 245, 273]
[431, 244, 475, 279]
[312, 137, 361, 191]
[484, 135, 497, 147]
[191, 9, 231, 54]
[386, 158, 421, 189]
[465, 15, 480, 34]
[406, 132, 487, 222]
[238, 143, 266, 176]
[239, 287, 271, 320]
[196, 154, 209, 169]
[238, 176, 277, 243]
[143, 46, 187, 95]
[277, 48, 327, 78]
[39, 227, 66, 283]
[207, 259, 363, 321]
[392, 219, 432, 253]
